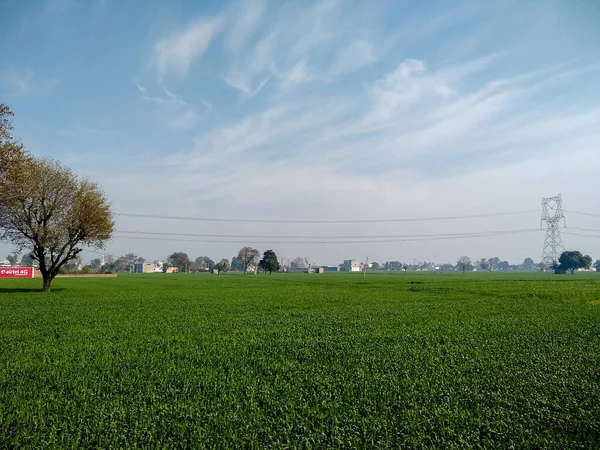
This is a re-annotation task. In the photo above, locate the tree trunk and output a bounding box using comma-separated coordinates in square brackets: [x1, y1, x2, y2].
[42, 273, 52, 293]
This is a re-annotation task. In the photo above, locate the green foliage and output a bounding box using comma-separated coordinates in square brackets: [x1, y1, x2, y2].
[1, 273, 600, 448]
[259, 249, 280, 274]
[214, 258, 230, 274]
[558, 250, 593, 274]
[167, 252, 190, 271]
[456, 256, 473, 273]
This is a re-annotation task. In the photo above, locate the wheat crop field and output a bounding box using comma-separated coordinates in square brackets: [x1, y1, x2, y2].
[1, 272, 599, 448]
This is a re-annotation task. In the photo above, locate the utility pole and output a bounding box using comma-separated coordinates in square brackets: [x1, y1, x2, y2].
[541, 194, 566, 268]
[363, 256, 369, 277]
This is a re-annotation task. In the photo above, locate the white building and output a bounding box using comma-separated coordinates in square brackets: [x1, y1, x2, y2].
[341, 260, 361, 272]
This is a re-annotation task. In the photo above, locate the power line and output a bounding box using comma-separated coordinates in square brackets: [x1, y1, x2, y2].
[110, 228, 540, 245]
[563, 232, 600, 240]
[113, 210, 538, 224]
[564, 210, 600, 218]
[113, 228, 541, 240]
[566, 226, 600, 234]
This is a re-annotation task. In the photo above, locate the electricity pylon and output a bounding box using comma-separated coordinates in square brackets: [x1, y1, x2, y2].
[541, 194, 565, 267]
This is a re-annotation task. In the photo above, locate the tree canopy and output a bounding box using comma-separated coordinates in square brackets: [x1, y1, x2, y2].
[259, 250, 280, 274]
[195, 256, 215, 272]
[0, 157, 113, 292]
[558, 251, 593, 274]
[236, 246, 260, 274]
[214, 258, 230, 274]
[168, 252, 191, 271]
[457, 256, 473, 273]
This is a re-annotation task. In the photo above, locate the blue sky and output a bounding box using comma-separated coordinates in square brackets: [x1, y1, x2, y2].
[1, 0, 599, 265]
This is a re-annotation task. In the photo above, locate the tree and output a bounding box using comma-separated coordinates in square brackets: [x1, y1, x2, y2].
[523, 257, 535, 271]
[64, 254, 83, 272]
[290, 257, 306, 269]
[0, 104, 29, 187]
[498, 261, 510, 272]
[214, 258, 230, 274]
[370, 262, 381, 271]
[558, 251, 593, 274]
[0, 157, 113, 292]
[488, 257, 501, 271]
[594, 260, 600, 272]
[21, 252, 34, 266]
[6, 253, 19, 266]
[386, 261, 402, 271]
[123, 253, 145, 266]
[456, 256, 473, 273]
[259, 250, 280, 274]
[537, 261, 549, 272]
[477, 258, 489, 271]
[167, 252, 190, 272]
[195, 256, 214, 272]
[89, 258, 103, 272]
[236, 246, 260, 274]
[440, 263, 455, 273]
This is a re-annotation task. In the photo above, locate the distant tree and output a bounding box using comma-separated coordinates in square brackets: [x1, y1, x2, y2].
[523, 257, 535, 271]
[440, 263, 455, 273]
[214, 258, 230, 274]
[387, 261, 402, 271]
[594, 260, 600, 272]
[21, 252, 34, 266]
[498, 260, 510, 271]
[123, 253, 145, 265]
[457, 256, 473, 273]
[477, 258, 489, 271]
[0, 156, 113, 292]
[488, 257, 501, 271]
[168, 252, 191, 272]
[236, 246, 260, 274]
[195, 256, 215, 272]
[6, 253, 19, 266]
[89, 258, 103, 271]
[106, 257, 127, 273]
[162, 262, 171, 273]
[259, 250, 280, 274]
[402, 263, 409, 271]
[537, 261, 549, 272]
[558, 251, 593, 274]
[370, 262, 380, 271]
[80, 265, 92, 274]
[290, 257, 306, 269]
[64, 254, 83, 272]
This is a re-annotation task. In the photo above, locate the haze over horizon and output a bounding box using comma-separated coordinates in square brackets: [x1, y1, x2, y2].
[1, 0, 599, 265]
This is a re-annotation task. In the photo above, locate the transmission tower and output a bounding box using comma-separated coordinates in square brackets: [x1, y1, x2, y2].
[541, 194, 566, 266]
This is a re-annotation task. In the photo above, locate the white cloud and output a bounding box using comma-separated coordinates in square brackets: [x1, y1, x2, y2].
[139, 84, 208, 131]
[224, 0, 266, 53]
[327, 39, 377, 77]
[154, 17, 221, 79]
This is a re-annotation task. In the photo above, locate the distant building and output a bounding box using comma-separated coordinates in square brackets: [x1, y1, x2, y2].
[321, 266, 340, 272]
[133, 263, 160, 273]
[341, 260, 361, 272]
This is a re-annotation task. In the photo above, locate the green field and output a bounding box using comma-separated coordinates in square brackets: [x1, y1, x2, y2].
[1, 273, 599, 448]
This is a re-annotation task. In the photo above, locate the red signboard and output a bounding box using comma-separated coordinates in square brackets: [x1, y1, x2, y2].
[0, 267, 35, 278]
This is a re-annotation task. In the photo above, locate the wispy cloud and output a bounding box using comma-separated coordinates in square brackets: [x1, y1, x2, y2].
[0, 68, 58, 97]
[224, 0, 266, 53]
[138, 83, 209, 131]
[154, 17, 221, 80]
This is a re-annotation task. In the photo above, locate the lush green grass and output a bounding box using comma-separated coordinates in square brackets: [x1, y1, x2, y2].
[1, 272, 599, 448]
